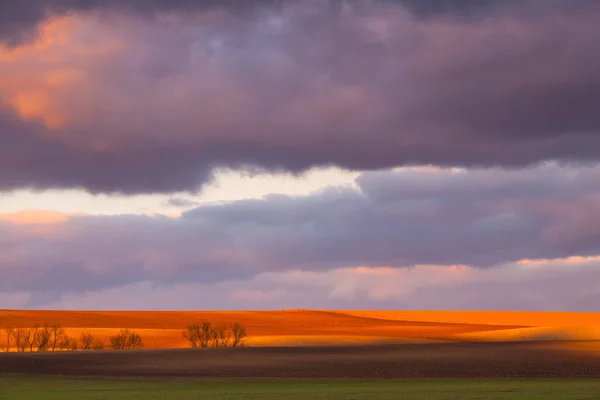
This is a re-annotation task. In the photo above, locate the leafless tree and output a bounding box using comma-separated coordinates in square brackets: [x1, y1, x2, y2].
[182, 324, 201, 348]
[91, 335, 104, 350]
[13, 328, 30, 352]
[231, 322, 247, 347]
[109, 329, 128, 350]
[58, 333, 77, 351]
[29, 324, 73, 352]
[199, 322, 213, 348]
[109, 329, 143, 350]
[80, 332, 94, 350]
[213, 325, 232, 348]
[90, 335, 104, 350]
[127, 332, 143, 350]
[3, 326, 13, 352]
[70, 337, 79, 351]
[209, 326, 219, 348]
[25, 326, 39, 352]
[183, 321, 213, 348]
[34, 324, 52, 351]
[182, 321, 248, 348]
[49, 324, 64, 351]
[80, 332, 104, 350]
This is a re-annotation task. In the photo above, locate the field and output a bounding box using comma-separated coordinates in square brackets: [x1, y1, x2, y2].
[2, 310, 600, 399]
[2, 309, 600, 349]
[2, 377, 600, 400]
[2, 341, 600, 378]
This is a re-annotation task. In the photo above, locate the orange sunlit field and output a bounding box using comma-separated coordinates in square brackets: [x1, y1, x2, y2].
[1, 309, 600, 350]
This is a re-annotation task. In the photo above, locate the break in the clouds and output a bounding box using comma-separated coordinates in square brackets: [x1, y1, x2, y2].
[1, 0, 600, 193]
[1, 164, 600, 309]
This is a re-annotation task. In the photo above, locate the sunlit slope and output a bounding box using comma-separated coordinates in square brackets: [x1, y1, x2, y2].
[8, 310, 600, 347]
[335, 311, 600, 327]
[0, 309, 528, 348]
[0, 309, 516, 332]
[456, 326, 600, 341]
[334, 311, 600, 342]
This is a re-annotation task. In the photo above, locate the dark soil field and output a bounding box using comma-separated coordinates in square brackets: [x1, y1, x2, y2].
[2, 341, 600, 379]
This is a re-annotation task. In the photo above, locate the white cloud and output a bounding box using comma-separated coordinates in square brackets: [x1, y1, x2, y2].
[0, 166, 359, 215]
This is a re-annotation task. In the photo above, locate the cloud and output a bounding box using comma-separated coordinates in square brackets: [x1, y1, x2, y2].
[0, 209, 80, 224]
[34, 257, 600, 311]
[2, 164, 600, 306]
[0, 0, 536, 46]
[0, 0, 280, 46]
[1, 0, 600, 193]
[165, 198, 200, 208]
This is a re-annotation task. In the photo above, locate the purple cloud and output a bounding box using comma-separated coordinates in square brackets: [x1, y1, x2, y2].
[0, 1, 537, 46]
[2, 164, 600, 307]
[0, 0, 600, 193]
[165, 198, 201, 208]
[10, 260, 600, 312]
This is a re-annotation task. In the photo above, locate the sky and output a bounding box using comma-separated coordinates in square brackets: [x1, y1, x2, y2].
[1, 0, 600, 311]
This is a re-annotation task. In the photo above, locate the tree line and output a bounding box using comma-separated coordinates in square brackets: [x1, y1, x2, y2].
[1, 325, 143, 352]
[1, 321, 248, 352]
[182, 321, 247, 348]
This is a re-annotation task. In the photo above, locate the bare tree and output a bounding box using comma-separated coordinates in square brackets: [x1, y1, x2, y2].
[212, 325, 232, 348]
[183, 322, 214, 348]
[13, 328, 30, 352]
[68, 337, 79, 351]
[109, 329, 128, 350]
[199, 322, 213, 348]
[80, 332, 94, 350]
[110, 329, 143, 350]
[127, 332, 143, 350]
[92, 338, 104, 351]
[49, 324, 65, 351]
[182, 321, 248, 348]
[209, 326, 219, 348]
[80, 332, 104, 350]
[92, 336, 104, 350]
[34, 324, 52, 352]
[182, 324, 201, 348]
[231, 322, 247, 347]
[25, 326, 39, 352]
[30, 324, 73, 352]
[57, 333, 76, 351]
[3, 326, 13, 352]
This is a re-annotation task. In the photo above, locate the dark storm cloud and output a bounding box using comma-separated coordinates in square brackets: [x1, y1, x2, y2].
[0, 0, 526, 45]
[1, 0, 600, 193]
[0, 108, 215, 194]
[0, 0, 280, 46]
[2, 165, 600, 296]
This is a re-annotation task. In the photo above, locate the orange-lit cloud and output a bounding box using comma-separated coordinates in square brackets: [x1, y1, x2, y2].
[8, 90, 64, 129]
[0, 15, 124, 131]
[517, 255, 600, 267]
[0, 17, 75, 62]
[0, 16, 123, 61]
[0, 209, 81, 224]
[1, 1, 600, 195]
[354, 266, 396, 275]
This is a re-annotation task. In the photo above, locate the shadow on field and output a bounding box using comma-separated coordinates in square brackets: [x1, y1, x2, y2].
[1, 341, 600, 379]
